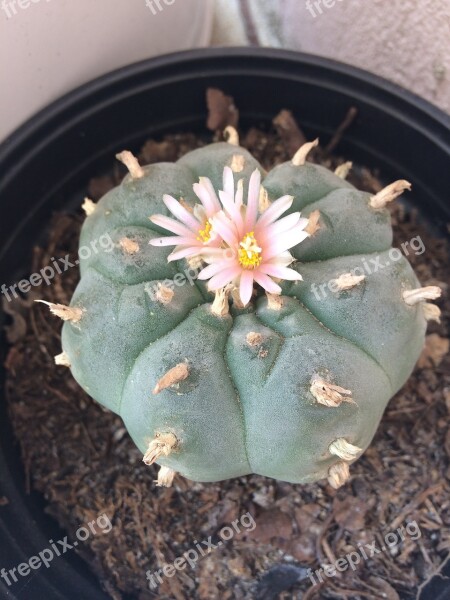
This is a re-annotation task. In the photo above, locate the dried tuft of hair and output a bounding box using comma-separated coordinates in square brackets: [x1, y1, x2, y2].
[329, 438, 362, 461]
[369, 180, 411, 209]
[143, 432, 178, 465]
[82, 197, 96, 216]
[211, 286, 232, 316]
[116, 150, 145, 179]
[331, 273, 365, 291]
[119, 237, 140, 255]
[54, 352, 71, 367]
[310, 376, 355, 408]
[403, 286, 442, 306]
[259, 186, 271, 213]
[155, 466, 176, 488]
[304, 210, 321, 236]
[155, 283, 175, 305]
[224, 126, 239, 146]
[292, 138, 319, 166]
[328, 462, 350, 489]
[153, 363, 189, 395]
[230, 154, 245, 173]
[334, 161, 353, 179]
[35, 300, 84, 324]
[246, 332, 263, 347]
[266, 292, 283, 311]
[422, 303, 441, 323]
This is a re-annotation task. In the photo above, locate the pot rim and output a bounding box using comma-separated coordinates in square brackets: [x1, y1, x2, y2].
[1, 47, 449, 160]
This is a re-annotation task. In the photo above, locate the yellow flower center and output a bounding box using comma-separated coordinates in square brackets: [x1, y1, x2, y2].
[197, 220, 213, 243]
[238, 232, 262, 269]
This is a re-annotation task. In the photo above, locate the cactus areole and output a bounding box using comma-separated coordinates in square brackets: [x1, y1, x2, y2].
[53, 129, 440, 489]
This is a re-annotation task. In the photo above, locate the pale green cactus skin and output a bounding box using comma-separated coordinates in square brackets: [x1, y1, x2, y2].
[61, 141, 427, 485]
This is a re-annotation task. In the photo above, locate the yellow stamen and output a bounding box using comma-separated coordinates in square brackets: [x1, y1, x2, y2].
[197, 220, 213, 243]
[238, 232, 262, 269]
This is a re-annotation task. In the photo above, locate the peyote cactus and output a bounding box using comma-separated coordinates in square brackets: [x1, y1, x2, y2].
[45, 128, 441, 489]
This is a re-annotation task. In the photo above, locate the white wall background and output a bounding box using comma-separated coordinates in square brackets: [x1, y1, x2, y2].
[281, 0, 450, 113]
[1, 0, 449, 143]
[0, 0, 213, 141]
[213, 0, 450, 113]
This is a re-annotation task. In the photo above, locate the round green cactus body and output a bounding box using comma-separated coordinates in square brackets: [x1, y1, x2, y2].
[61, 138, 433, 487]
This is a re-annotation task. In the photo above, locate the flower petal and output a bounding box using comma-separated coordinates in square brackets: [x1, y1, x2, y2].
[252, 272, 282, 294]
[223, 166, 235, 199]
[244, 169, 261, 231]
[219, 190, 244, 233]
[149, 236, 198, 247]
[256, 212, 302, 241]
[257, 195, 294, 227]
[163, 194, 200, 232]
[210, 212, 239, 247]
[298, 217, 310, 230]
[198, 261, 231, 280]
[263, 229, 310, 260]
[239, 271, 254, 306]
[208, 265, 241, 290]
[193, 179, 221, 215]
[193, 204, 206, 222]
[234, 179, 244, 208]
[201, 247, 234, 261]
[150, 214, 194, 238]
[168, 246, 204, 261]
[200, 177, 222, 210]
[259, 264, 303, 280]
[267, 251, 295, 266]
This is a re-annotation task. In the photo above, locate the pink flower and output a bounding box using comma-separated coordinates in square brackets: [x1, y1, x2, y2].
[198, 167, 309, 306]
[149, 166, 309, 307]
[149, 176, 223, 261]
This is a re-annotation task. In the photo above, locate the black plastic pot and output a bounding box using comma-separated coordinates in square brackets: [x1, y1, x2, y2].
[0, 48, 449, 600]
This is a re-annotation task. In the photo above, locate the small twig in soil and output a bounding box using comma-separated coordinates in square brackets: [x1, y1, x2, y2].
[325, 107, 358, 155]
